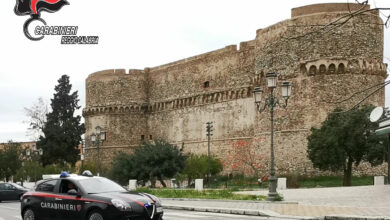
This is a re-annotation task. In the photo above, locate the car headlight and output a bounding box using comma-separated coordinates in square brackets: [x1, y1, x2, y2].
[111, 199, 131, 211]
[145, 193, 162, 205]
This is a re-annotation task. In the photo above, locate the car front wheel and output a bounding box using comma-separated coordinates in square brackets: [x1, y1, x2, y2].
[23, 208, 35, 220]
[88, 210, 104, 220]
[153, 214, 163, 220]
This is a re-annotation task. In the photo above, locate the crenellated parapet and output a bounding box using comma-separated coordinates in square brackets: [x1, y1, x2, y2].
[83, 86, 253, 116]
[300, 59, 387, 76]
[148, 86, 253, 113]
[82, 102, 148, 116]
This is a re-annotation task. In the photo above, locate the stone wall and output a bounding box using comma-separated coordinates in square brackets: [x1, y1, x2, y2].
[83, 3, 388, 176]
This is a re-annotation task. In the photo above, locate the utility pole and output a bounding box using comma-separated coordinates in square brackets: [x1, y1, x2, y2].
[388, 134, 390, 185]
[206, 121, 214, 185]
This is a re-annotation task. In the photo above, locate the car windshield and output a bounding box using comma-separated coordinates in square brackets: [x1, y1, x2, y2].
[78, 177, 127, 194]
[11, 183, 26, 190]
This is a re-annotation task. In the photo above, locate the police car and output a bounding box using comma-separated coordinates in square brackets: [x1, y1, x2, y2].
[21, 171, 163, 220]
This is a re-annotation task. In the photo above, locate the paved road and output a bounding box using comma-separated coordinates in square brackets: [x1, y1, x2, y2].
[0, 201, 297, 220]
[0, 202, 20, 220]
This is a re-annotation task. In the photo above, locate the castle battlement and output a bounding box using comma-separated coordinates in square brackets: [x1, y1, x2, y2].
[291, 3, 372, 18]
[149, 45, 239, 72]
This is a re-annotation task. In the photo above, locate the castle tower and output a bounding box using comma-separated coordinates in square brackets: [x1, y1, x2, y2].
[252, 3, 387, 174]
[83, 69, 149, 162]
[83, 3, 387, 175]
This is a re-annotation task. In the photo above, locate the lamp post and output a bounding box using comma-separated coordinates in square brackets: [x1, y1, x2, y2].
[80, 139, 85, 172]
[253, 72, 292, 201]
[21, 161, 25, 187]
[206, 122, 214, 185]
[26, 147, 43, 183]
[90, 126, 106, 176]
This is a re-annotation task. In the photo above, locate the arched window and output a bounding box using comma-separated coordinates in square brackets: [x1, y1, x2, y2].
[338, 63, 345, 74]
[328, 64, 336, 74]
[319, 64, 326, 74]
[309, 65, 317, 75]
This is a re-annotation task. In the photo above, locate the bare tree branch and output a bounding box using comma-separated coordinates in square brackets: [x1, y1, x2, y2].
[23, 97, 49, 140]
[323, 81, 389, 104]
[286, 1, 390, 40]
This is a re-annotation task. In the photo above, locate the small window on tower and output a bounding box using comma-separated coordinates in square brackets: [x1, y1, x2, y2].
[149, 135, 153, 140]
[141, 135, 145, 141]
[204, 81, 210, 88]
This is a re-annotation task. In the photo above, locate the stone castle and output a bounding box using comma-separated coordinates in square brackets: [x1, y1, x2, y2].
[83, 3, 387, 176]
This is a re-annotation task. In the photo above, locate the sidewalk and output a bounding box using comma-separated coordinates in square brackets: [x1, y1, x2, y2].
[161, 185, 390, 219]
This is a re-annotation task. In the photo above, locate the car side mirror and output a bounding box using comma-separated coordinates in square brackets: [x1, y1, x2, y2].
[67, 189, 79, 196]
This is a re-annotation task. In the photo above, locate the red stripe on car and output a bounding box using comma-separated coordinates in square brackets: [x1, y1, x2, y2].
[23, 192, 110, 204]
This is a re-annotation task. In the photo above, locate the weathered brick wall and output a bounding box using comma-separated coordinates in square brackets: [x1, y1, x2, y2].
[83, 3, 388, 176]
[84, 69, 149, 157]
[86, 69, 148, 107]
[147, 42, 255, 102]
[249, 3, 386, 176]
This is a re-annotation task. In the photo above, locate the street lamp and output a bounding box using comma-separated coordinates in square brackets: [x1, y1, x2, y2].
[206, 122, 214, 185]
[81, 139, 85, 172]
[90, 126, 106, 176]
[253, 72, 292, 201]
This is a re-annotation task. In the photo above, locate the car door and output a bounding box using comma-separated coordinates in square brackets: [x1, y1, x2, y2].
[13, 185, 27, 200]
[3, 183, 17, 201]
[56, 179, 84, 220]
[0, 183, 5, 201]
[35, 179, 60, 220]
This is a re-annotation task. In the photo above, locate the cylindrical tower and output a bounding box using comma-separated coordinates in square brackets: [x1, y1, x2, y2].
[253, 3, 387, 175]
[83, 69, 149, 165]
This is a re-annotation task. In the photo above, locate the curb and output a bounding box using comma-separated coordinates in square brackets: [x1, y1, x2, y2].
[323, 215, 390, 220]
[163, 204, 390, 220]
[163, 204, 318, 220]
[161, 198, 299, 204]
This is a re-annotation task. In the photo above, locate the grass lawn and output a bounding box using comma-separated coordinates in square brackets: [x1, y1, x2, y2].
[298, 176, 373, 188]
[135, 188, 266, 201]
[205, 175, 375, 189]
[133, 176, 374, 200]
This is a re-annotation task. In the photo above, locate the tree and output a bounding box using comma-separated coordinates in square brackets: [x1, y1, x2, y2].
[24, 97, 49, 140]
[182, 154, 223, 185]
[307, 106, 386, 186]
[108, 153, 136, 185]
[0, 141, 22, 181]
[224, 138, 267, 177]
[37, 75, 85, 166]
[14, 160, 43, 183]
[109, 139, 187, 187]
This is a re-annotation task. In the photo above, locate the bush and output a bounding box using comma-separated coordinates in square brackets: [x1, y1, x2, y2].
[206, 174, 265, 189]
[135, 188, 266, 201]
[15, 162, 77, 182]
[108, 139, 187, 187]
[182, 154, 223, 184]
[79, 160, 100, 176]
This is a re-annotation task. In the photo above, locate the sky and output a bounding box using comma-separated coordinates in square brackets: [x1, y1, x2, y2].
[0, 0, 389, 142]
